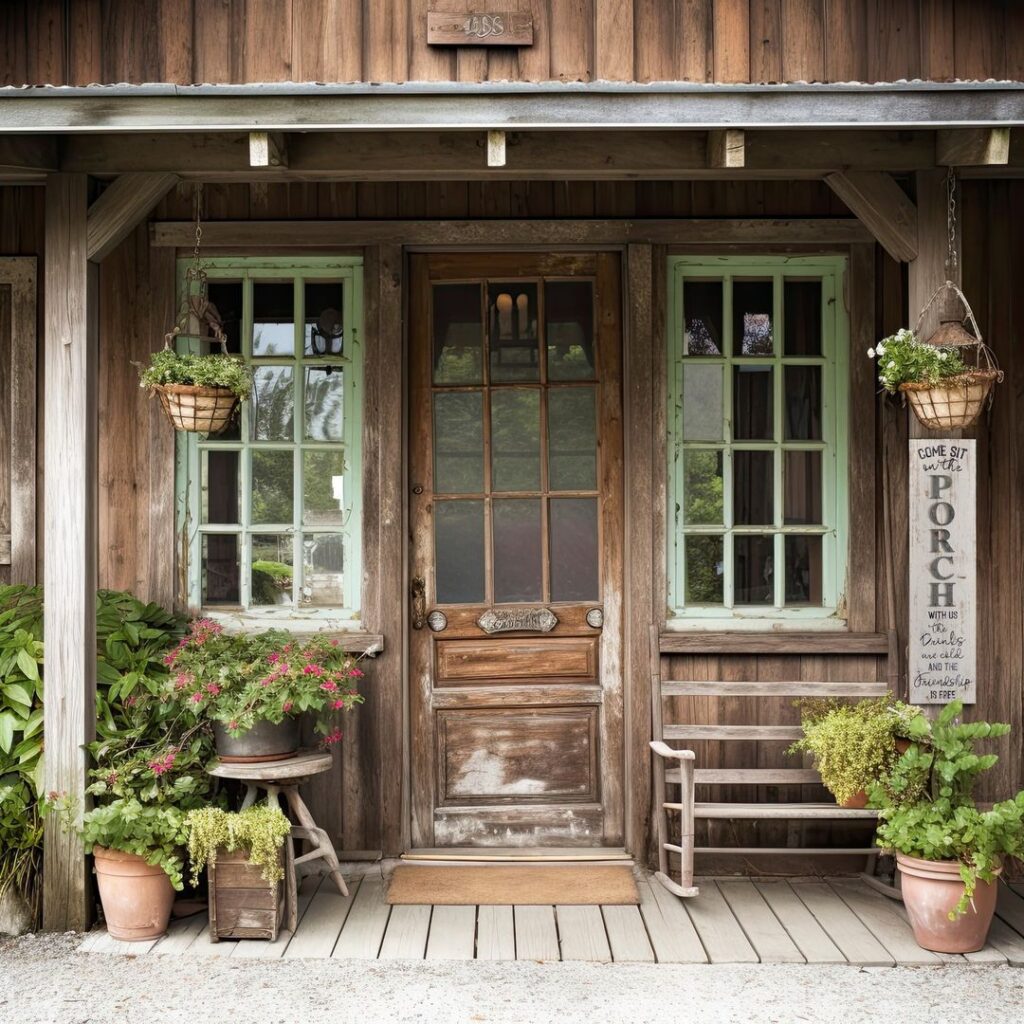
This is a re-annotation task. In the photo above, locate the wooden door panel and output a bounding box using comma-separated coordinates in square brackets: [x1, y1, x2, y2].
[433, 804, 605, 849]
[435, 636, 599, 683]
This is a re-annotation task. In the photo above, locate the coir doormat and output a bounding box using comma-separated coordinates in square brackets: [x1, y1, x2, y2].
[386, 864, 640, 906]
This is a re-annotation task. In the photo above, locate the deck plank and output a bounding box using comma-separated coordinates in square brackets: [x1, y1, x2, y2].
[717, 881, 804, 963]
[827, 878, 944, 966]
[378, 904, 431, 960]
[977, 917, 1024, 966]
[514, 905, 560, 961]
[80, 929, 158, 955]
[425, 905, 477, 960]
[556, 905, 612, 963]
[332, 874, 390, 959]
[284, 874, 360, 959]
[791, 881, 895, 966]
[148, 911, 208, 955]
[682, 881, 758, 964]
[476, 905, 516, 961]
[185, 922, 238, 956]
[754, 881, 847, 963]
[602, 904, 656, 963]
[639, 877, 708, 963]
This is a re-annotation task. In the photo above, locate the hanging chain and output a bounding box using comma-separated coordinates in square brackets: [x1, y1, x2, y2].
[188, 182, 206, 282]
[945, 166, 958, 276]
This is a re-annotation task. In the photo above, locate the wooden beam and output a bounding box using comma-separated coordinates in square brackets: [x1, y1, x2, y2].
[0, 136, 59, 175]
[150, 218, 873, 248]
[936, 128, 1011, 167]
[86, 173, 179, 263]
[43, 173, 97, 933]
[825, 171, 918, 263]
[707, 129, 745, 168]
[248, 131, 288, 168]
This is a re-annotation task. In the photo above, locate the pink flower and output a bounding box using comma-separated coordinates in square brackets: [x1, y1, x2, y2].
[322, 728, 343, 746]
[282, 701, 293, 713]
[124, 696, 138, 707]
[190, 691, 203, 704]
[348, 667, 364, 678]
[267, 652, 280, 664]
[174, 672, 193, 691]
[331, 698, 346, 710]
[329, 639, 339, 647]
[228, 720, 238, 730]
[320, 681, 338, 693]
[149, 752, 176, 776]
[163, 652, 178, 667]
[205, 683, 220, 696]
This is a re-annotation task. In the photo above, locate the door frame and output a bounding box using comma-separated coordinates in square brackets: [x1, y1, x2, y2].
[404, 249, 627, 850]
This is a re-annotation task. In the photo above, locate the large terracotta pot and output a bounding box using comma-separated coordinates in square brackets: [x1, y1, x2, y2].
[214, 717, 300, 763]
[897, 852, 1001, 953]
[93, 846, 175, 942]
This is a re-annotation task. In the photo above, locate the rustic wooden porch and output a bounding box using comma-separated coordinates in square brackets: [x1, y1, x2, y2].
[79, 868, 1024, 967]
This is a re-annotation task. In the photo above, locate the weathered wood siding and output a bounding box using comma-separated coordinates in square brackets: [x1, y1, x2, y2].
[1, 0, 1022, 86]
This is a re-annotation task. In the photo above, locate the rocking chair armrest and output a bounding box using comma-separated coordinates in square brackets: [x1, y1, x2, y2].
[650, 741, 696, 761]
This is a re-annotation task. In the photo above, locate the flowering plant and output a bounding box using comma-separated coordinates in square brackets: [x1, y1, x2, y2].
[164, 620, 364, 743]
[869, 328, 967, 394]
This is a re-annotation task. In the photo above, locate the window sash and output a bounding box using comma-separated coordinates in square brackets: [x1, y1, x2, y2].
[667, 256, 848, 623]
[175, 258, 364, 621]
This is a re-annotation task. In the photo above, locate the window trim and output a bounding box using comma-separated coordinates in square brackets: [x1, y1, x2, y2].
[665, 254, 849, 628]
[174, 256, 364, 629]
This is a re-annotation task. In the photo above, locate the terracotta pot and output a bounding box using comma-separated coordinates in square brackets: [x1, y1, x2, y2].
[840, 789, 870, 809]
[897, 852, 1001, 953]
[214, 717, 300, 763]
[93, 846, 175, 942]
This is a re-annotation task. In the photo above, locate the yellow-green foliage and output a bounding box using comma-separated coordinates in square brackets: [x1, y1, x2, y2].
[789, 698, 920, 806]
[185, 805, 292, 887]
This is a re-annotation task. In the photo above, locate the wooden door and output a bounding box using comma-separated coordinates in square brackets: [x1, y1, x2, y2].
[409, 252, 624, 848]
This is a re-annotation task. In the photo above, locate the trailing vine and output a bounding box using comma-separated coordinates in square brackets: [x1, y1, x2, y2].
[185, 805, 293, 887]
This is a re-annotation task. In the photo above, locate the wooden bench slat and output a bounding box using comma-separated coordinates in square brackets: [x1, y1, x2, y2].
[678, 802, 878, 820]
[662, 681, 889, 697]
[665, 767, 821, 784]
[663, 724, 803, 741]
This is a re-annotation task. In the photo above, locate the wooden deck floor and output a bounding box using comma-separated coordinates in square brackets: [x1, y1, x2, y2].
[80, 871, 1024, 967]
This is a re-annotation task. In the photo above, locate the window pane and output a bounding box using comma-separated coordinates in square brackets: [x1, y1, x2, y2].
[435, 500, 485, 604]
[304, 367, 344, 442]
[251, 365, 294, 441]
[733, 279, 774, 356]
[548, 387, 597, 491]
[683, 280, 723, 356]
[205, 281, 243, 355]
[433, 283, 483, 385]
[682, 363, 724, 441]
[433, 391, 484, 494]
[252, 280, 294, 357]
[733, 366, 773, 440]
[303, 449, 346, 527]
[550, 498, 599, 602]
[493, 499, 543, 603]
[491, 388, 541, 492]
[201, 450, 241, 524]
[304, 281, 344, 357]
[489, 282, 539, 382]
[733, 451, 774, 526]
[784, 280, 822, 356]
[251, 449, 293, 525]
[784, 365, 822, 440]
[785, 535, 823, 605]
[547, 280, 595, 380]
[682, 449, 723, 525]
[734, 535, 774, 605]
[302, 535, 344, 606]
[251, 535, 293, 607]
[784, 451, 822, 525]
[202, 534, 239, 604]
[685, 535, 723, 604]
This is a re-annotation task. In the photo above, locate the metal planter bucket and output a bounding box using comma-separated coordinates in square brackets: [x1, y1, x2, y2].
[214, 717, 300, 763]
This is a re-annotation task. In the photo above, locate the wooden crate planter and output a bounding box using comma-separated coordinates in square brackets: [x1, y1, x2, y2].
[208, 847, 286, 942]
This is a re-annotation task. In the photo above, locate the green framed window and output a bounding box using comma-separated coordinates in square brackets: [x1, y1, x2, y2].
[667, 256, 849, 623]
[176, 257, 363, 625]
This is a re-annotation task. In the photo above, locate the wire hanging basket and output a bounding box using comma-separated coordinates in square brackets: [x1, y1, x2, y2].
[899, 280, 1003, 431]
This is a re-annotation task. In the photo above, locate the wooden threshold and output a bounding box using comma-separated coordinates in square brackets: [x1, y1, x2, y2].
[401, 847, 633, 864]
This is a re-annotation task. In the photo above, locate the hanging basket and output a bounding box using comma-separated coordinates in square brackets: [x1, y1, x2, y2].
[153, 382, 240, 435]
[902, 280, 1003, 431]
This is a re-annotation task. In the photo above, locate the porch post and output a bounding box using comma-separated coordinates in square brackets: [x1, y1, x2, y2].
[42, 173, 97, 932]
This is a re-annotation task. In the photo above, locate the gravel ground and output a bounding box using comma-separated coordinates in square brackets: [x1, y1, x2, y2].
[2, 932, 1022, 1024]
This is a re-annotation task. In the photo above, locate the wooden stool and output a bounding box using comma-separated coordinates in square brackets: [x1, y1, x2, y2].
[209, 750, 348, 932]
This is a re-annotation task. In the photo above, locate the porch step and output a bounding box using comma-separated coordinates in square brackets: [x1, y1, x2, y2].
[401, 846, 633, 865]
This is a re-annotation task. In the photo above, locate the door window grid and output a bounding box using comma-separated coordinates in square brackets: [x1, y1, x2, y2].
[667, 257, 848, 621]
[177, 258, 363, 620]
[430, 276, 601, 606]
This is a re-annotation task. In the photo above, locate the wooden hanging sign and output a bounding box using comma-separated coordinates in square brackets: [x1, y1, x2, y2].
[908, 440, 977, 705]
[427, 11, 534, 46]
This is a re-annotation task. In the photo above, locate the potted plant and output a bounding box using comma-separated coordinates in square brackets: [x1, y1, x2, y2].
[869, 701, 1024, 953]
[166, 619, 364, 762]
[138, 346, 252, 435]
[788, 697, 920, 808]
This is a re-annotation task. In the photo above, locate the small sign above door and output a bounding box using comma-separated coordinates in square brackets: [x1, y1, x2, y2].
[427, 11, 534, 46]
[477, 607, 558, 634]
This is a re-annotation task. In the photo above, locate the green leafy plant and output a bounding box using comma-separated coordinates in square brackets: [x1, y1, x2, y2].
[138, 348, 252, 400]
[165, 619, 364, 742]
[788, 698, 920, 806]
[185, 805, 292, 886]
[869, 328, 968, 394]
[869, 701, 1024, 917]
